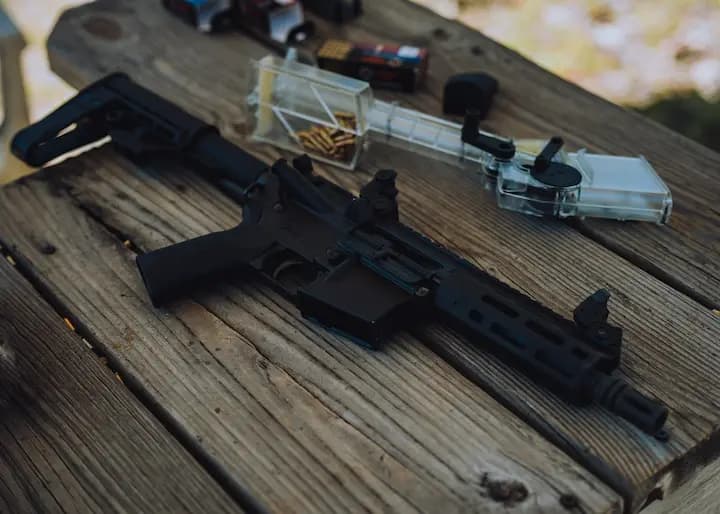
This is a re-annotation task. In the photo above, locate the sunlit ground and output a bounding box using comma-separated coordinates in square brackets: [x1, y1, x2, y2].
[1, 0, 85, 121]
[2, 0, 719, 149]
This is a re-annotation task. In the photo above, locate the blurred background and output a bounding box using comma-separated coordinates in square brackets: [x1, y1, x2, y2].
[2, 0, 719, 150]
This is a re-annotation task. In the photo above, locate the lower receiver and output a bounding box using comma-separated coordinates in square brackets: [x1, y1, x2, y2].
[11, 73, 669, 437]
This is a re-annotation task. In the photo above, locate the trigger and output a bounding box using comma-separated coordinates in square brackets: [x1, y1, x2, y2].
[272, 259, 306, 280]
[259, 248, 320, 294]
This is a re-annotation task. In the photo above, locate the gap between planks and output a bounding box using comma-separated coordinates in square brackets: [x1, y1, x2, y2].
[0, 247, 246, 514]
[0, 228, 270, 514]
[0, 153, 624, 512]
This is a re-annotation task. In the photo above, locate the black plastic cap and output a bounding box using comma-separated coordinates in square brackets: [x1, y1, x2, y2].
[443, 73, 499, 118]
[287, 21, 315, 44]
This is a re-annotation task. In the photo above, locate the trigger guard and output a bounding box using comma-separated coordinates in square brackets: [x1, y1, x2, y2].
[271, 259, 306, 280]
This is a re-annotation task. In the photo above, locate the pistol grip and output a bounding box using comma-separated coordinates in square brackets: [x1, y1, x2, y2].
[137, 224, 274, 306]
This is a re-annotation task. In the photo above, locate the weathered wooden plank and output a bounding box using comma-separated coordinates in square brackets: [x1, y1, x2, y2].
[0, 255, 241, 513]
[336, 0, 720, 309]
[35, 0, 720, 511]
[644, 455, 720, 514]
[32, 129, 720, 513]
[0, 153, 622, 513]
[333, 144, 720, 512]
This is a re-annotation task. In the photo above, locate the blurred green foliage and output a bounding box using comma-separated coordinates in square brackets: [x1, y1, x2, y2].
[441, 0, 720, 152]
[639, 92, 720, 152]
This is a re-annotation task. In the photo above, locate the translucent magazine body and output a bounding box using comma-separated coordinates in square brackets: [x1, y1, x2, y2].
[247, 55, 672, 223]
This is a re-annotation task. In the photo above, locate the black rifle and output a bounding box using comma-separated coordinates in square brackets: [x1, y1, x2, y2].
[12, 74, 668, 437]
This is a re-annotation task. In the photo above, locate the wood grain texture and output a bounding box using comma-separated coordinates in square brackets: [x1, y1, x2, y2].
[32, 0, 719, 511]
[644, 455, 720, 514]
[0, 151, 623, 514]
[333, 1, 720, 309]
[0, 256, 240, 513]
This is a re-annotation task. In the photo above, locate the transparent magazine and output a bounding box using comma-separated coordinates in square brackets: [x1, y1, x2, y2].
[246, 54, 672, 223]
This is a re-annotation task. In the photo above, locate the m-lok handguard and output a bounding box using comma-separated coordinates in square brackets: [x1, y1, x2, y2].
[12, 74, 669, 437]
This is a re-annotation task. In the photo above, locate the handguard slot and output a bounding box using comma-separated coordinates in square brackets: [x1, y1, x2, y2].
[525, 321, 565, 347]
[482, 295, 519, 319]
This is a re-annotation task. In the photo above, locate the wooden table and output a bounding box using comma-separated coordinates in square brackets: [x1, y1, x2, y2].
[1, 1, 719, 513]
